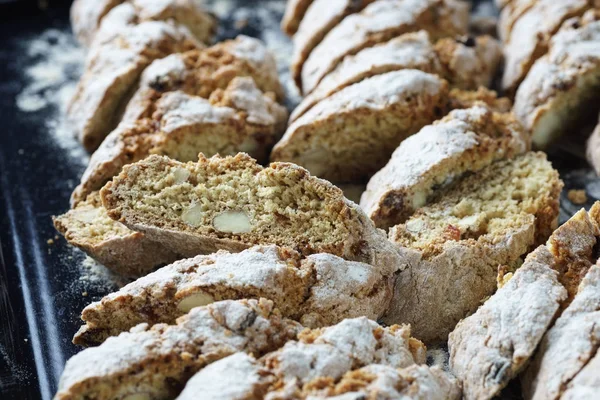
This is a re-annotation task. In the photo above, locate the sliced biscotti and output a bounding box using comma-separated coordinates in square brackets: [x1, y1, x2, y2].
[70, 77, 287, 206]
[55, 299, 300, 400]
[281, 0, 313, 36]
[70, 0, 216, 47]
[273, 70, 448, 183]
[290, 0, 371, 90]
[73, 245, 393, 346]
[299, 0, 469, 94]
[501, 0, 593, 95]
[67, 4, 199, 152]
[53, 191, 180, 278]
[100, 153, 402, 274]
[514, 11, 600, 149]
[123, 35, 283, 123]
[290, 31, 501, 122]
[361, 105, 529, 230]
[382, 152, 563, 343]
[448, 205, 600, 400]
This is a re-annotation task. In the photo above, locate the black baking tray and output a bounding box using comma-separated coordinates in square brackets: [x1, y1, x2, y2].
[0, 1, 598, 399]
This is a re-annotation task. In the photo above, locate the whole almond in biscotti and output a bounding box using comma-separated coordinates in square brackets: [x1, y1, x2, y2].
[281, 0, 314, 36]
[501, 0, 593, 95]
[67, 3, 199, 152]
[100, 153, 403, 276]
[73, 245, 394, 346]
[70, 0, 216, 47]
[70, 75, 287, 207]
[299, 0, 469, 95]
[361, 105, 529, 230]
[449, 204, 600, 400]
[514, 10, 600, 150]
[53, 191, 180, 278]
[383, 152, 563, 344]
[55, 299, 300, 400]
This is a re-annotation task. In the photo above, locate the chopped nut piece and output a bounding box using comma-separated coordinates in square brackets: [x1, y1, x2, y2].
[177, 292, 215, 312]
[567, 189, 588, 205]
[213, 211, 252, 234]
[182, 204, 204, 227]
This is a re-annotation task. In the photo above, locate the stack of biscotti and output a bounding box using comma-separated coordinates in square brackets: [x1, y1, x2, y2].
[448, 203, 600, 400]
[55, 36, 288, 277]
[57, 299, 445, 400]
[276, 0, 510, 183]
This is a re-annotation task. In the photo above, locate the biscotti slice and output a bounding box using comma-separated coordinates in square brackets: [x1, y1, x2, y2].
[100, 152, 402, 273]
[291, 31, 501, 122]
[497, 0, 536, 42]
[54, 191, 180, 278]
[290, 0, 371, 90]
[522, 261, 600, 400]
[299, 0, 469, 94]
[73, 245, 392, 346]
[55, 299, 300, 400]
[123, 35, 283, 123]
[281, 0, 314, 36]
[449, 204, 600, 400]
[514, 11, 600, 149]
[501, 0, 592, 95]
[70, 0, 216, 47]
[382, 152, 563, 343]
[70, 77, 287, 206]
[67, 4, 199, 152]
[361, 105, 529, 230]
[273, 70, 448, 183]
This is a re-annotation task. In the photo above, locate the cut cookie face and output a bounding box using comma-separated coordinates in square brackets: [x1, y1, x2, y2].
[100, 153, 403, 274]
[501, 0, 592, 95]
[55, 299, 301, 400]
[450, 204, 600, 400]
[290, 31, 502, 122]
[73, 245, 393, 346]
[67, 3, 199, 152]
[361, 105, 529, 230]
[53, 191, 180, 278]
[70, 0, 216, 47]
[70, 75, 287, 207]
[382, 152, 563, 343]
[299, 0, 469, 94]
[514, 10, 600, 150]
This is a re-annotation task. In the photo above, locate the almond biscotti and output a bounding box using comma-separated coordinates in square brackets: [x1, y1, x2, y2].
[522, 259, 600, 400]
[290, 31, 502, 122]
[73, 245, 392, 346]
[501, 0, 593, 95]
[100, 153, 402, 274]
[361, 105, 529, 230]
[70, 75, 287, 207]
[53, 191, 180, 278]
[382, 152, 563, 343]
[67, 3, 199, 152]
[448, 205, 600, 400]
[70, 0, 216, 47]
[299, 0, 469, 94]
[55, 299, 300, 400]
[514, 10, 600, 149]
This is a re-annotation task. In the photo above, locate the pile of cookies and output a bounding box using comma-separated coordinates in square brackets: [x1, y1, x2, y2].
[52, 0, 600, 399]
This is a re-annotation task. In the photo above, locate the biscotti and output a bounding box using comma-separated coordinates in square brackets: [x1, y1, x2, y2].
[500, 0, 593, 95]
[361, 105, 529, 230]
[448, 205, 600, 400]
[299, 0, 469, 94]
[290, 31, 502, 122]
[67, 3, 199, 152]
[514, 10, 600, 149]
[100, 153, 402, 274]
[70, 75, 287, 207]
[53, 191, 180, 278]
[55, 299, 300, 400]
[70, 0, 216, 47]
[73, 245, 392, 346]
[382, 152, 563, 343]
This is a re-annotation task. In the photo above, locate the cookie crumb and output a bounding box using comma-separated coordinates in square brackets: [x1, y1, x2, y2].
[47, 238, 54, 245]
[82, 291, 88, 297]
[568, 189, 587, 205]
